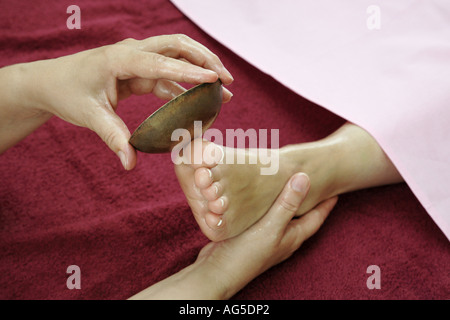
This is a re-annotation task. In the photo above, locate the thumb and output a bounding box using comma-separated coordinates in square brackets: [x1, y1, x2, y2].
[261, 173, 310, 229]
[87, 108, 137, 170]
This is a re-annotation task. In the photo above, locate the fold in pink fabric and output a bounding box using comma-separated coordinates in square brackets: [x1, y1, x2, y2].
[171, 0, 450, 241]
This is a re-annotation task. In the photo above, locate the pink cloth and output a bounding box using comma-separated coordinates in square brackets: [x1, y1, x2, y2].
[171, 0, 450, 240]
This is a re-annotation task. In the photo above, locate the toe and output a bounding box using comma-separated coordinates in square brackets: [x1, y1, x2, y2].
[202, 141, 225, 165]
[208, 196, 228, 214]
[178, 138, 224, 169]
[201, 182, 222, 201]
[205, 212, 225, 231]
[195, 167, 214, 189]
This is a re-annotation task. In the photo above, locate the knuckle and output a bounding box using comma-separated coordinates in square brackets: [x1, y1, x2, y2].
[102, 44, 126, 65]
[174, 33, 190, 42]
[278, 195, 299, 214]
[117, 37, 137, 46]
[102, 130, 118, 150]
[154, 53, 168, 64]
[209, 51, 219, 62]
[148, 53, 168, 73]
[106, 45, 138, 77]
[100, 44, 114, 60]
[173, 34, 188, 52]
[174, 34, 194, 50]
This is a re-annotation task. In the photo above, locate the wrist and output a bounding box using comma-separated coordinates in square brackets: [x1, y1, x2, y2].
[0, 62, 51, 117]
[189, 256, 237, 300]
[0, 63, 53, 152]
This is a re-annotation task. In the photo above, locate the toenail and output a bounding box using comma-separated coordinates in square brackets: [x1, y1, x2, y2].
[217, 218, 223, 227]
[214, 185, 219, 194]
[219, 198, 225, 207]
[206, 168, 212, 178]
[216, 145, 225, 163]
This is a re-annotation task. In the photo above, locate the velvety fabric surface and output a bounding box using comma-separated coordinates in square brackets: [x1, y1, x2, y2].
[0, 0, 448, 299]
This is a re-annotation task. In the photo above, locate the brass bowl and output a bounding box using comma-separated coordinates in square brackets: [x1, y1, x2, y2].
[129, 80, 222, 153]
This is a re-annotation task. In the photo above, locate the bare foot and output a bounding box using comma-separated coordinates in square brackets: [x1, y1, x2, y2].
[174, 138, 337, 241]
[175, 123, 403, 241]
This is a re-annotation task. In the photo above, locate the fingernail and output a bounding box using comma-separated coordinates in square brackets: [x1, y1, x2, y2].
[223, 87, 233, 98]
[117, 151, 127, 170]
[223, 66, 234, 81]
[291, 173, 309, 192]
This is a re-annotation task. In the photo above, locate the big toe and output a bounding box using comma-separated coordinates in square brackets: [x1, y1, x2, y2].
[177, 138, 224, 169]
[195, 167, 214, 189]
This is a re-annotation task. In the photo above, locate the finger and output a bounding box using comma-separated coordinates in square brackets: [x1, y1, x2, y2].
[259, 173, 310, 230]
[152, 79, 187, 100]
[119, 77, 232, 104]
[178, 57, 233, 102]
[86, 106, 137, 170]
[117, 79, 157, 100]
[222, 86, 233, 103]
[113, 48, 219, 84]
[284, 196, 338, 249]
[122, 78, 186, 100]
[136, 34, 234, 85]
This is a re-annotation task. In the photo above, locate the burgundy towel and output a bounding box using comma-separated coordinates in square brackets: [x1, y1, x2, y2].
[0, 0, 448, 299]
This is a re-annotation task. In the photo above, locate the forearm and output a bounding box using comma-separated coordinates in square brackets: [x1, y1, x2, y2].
[0, 63, 52, 153]
[128, 260, 232, 300]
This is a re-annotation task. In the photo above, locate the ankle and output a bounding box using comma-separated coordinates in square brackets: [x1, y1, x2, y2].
[317, 123, 398, 194]
[280, 141, 341, 199]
